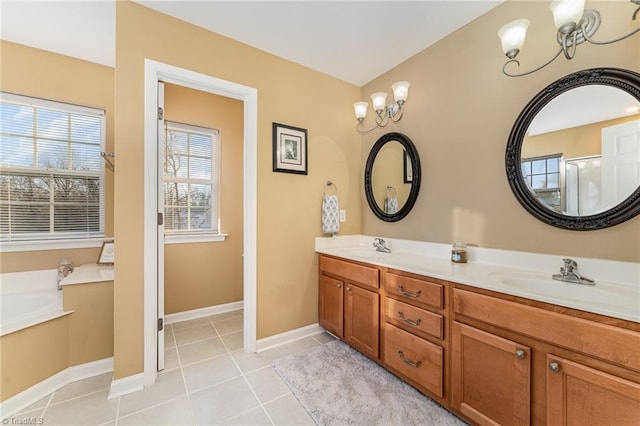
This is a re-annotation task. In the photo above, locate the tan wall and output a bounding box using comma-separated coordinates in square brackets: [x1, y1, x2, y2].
[163, 84, 243, 314]
[64, 281, 114, 366]
[0, 41, 115, 273]
[523, 114, 640, 159]
[361, 1, 640, 262]
[0, 317, 69, 400]
[0, 281, 114, 401]
[113, 1, 362, 378]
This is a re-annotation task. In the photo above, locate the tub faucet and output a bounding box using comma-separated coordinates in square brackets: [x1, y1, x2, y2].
[373, 237, 391, 253]
[57, 258, 74, 290]
[552, 258, 595, 285]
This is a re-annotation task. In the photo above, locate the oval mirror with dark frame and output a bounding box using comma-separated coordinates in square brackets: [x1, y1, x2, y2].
[506, 68, 640, 230]
[365, 132, 421, 222]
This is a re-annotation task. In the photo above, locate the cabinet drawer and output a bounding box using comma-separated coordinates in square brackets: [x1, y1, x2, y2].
[320, 256, 379, 289]
[383, 323, 443, 398]
[453, 288, 640, 372]
[385, 298, 443, 340]
[385, 272, 443, 309]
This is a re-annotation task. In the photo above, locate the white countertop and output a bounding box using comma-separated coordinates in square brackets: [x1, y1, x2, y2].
[60, 264, 114, 286]
[316, 235, 640, 323]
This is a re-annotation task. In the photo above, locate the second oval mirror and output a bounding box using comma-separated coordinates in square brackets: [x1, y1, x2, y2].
[364, 132, 421, 222]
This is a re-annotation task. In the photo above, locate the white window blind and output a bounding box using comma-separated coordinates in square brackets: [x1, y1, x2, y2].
[0, 92, 106, 242]
[164, 121, 219, 235]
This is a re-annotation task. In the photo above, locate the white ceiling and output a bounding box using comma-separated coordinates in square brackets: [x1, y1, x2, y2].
[0, 0, 504, 86]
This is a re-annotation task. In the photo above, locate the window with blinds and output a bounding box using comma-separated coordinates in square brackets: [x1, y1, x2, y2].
[0, 92, 106, 243]
[164, 121, 219, 236]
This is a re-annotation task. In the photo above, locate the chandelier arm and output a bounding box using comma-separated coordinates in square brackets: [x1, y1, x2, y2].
[502, 48, 563, 77]
[634, 6, 640, 21]
[356, 122, 382, 134]
[560, 32, 578, 60]
[581, 25, 640, 45]
[390, 108, 404, 123]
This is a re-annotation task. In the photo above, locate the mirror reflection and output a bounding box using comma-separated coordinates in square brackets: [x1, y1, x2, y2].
[521, 85, 640, 217]
[371, 141, 411, 213]
[364, 132, 420, 222]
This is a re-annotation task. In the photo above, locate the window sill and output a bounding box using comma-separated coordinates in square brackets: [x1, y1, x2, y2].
[0, 238, 107, 253]
[164, 233, 228, 245]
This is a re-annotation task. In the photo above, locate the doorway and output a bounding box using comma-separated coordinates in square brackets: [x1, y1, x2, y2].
[143, 59, 258, 386]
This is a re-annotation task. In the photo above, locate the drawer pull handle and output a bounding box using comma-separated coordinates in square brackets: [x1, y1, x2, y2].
[398, 286, 422, 298]
[398, 311, 422, 326]
[515, 349, 525, 359]
[398, 350, 422, 368]
[549, 362, 561, 373]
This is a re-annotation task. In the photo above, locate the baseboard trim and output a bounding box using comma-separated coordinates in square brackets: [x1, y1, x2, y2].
[165, 301, 243, 324]
[256, 323, 325, 353]
[107, 373, 144, 400]
[0, 357, 113, 420]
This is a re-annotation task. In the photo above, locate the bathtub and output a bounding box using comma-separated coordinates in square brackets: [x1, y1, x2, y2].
[0, 269, 66, 336]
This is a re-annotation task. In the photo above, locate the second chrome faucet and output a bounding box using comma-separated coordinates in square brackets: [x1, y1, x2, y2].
[552, 258, 595, 285]
[373, 237, 391, 253]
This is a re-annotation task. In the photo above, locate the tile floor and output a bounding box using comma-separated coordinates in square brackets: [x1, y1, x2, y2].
[12, 310, 336, 425]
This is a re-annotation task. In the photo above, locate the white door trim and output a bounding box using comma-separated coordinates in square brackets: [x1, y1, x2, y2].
[143, 59, 258, 386]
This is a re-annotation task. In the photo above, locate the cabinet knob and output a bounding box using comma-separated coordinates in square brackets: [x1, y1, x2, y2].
[549, 362, 561, 373]
[515, 349, 525, 359]
[346, 286, 351, 291]
[336, 284, 342, 288]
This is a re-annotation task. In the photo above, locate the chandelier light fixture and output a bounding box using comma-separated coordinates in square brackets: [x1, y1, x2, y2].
[498, 0, 640, 77]
[353, 81, 410, 134]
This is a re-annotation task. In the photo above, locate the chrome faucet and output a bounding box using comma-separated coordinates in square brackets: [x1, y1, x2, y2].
[552, 258, 595, 285]
[373, 237, 391, 253]
[57, 258, 74, 290]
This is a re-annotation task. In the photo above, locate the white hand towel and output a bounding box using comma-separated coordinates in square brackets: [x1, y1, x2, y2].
[384, 197, 399, 214]
[322, 194, 340, 235]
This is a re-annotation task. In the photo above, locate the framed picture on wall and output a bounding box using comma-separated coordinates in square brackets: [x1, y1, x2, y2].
[403, 150, 413, 183]
[272, 122, 308, 175]
[97, 241, 115, 265]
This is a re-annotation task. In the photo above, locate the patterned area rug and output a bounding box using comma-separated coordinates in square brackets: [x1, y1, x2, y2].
[273, 340, 467, 426]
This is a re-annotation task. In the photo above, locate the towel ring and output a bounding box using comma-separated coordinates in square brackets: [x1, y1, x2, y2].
[386, 185, 397, 197]
[323, 181, 338, 196]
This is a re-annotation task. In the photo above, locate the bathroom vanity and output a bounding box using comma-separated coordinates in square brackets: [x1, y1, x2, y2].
[317, 236, 640, 426]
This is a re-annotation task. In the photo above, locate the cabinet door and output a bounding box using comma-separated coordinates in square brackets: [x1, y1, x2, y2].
[345, 284, 379, 359]
[547, 355, 640, 426]
[384, 323, 444, 398]
[319, 275, 344, 337]
[452, 322, 531, 426]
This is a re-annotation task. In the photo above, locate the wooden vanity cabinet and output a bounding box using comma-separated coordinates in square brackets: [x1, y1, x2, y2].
[546, 354, 640, 426]
[382, 269, 448, 403]
[319, 255, 380, 360]
[451, 322, 531, 426]
[451, 285, 640, 426]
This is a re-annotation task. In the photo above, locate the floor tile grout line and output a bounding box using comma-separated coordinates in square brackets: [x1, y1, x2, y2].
[114, 394, 188, 424]
[113, 394, 121, 426]
[36, 391, 54, 419]
[44, 385, 113, 408]
[208, 313, 276, 426]
[172, 321, 197, 426]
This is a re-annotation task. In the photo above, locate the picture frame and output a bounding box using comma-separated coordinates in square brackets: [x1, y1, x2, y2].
[97, 241, 115, 265]
[403, 150, 413, 183]
[272, 122, 308, 175]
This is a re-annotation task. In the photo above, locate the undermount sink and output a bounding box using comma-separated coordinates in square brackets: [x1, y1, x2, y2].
[488, 271, 639, 312]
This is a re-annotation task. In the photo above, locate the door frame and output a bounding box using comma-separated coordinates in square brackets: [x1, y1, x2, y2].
[143, 59, 258, 386]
